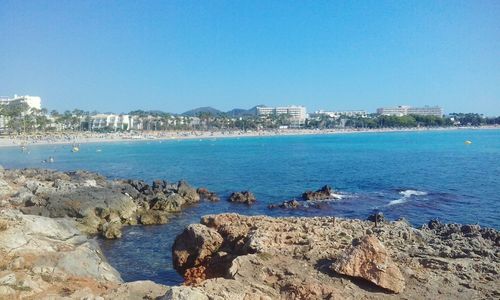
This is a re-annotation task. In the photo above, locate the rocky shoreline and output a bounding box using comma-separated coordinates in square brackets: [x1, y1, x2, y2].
[0, 168, 498, 299]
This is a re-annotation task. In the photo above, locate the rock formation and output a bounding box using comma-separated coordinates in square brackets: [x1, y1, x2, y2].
[172, 214, 500, 299]
[228, 191, 256, 204]
[332, 235, 405, 293]
[1, 168, 206, 239]
[302, 185, 333, 200]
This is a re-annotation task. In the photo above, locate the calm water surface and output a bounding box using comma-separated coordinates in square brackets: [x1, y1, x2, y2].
[1, 130, 499, 284]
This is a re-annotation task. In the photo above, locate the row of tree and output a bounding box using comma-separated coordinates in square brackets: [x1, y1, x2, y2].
[1, 102, 499, 134]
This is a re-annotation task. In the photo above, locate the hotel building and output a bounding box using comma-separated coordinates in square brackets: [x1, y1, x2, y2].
[377, 106, 443, 117]
[256, 105, 307, 122]
[0, 95, 43, 130]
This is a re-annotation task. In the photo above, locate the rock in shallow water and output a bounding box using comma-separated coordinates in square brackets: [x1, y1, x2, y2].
[228, 191, 256, 204]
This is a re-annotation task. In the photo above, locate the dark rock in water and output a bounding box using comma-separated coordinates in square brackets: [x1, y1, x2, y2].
[103, 221, 122, 239]
[138, 210, 169, 225]
[152, 179, 167, 191]
[302, 185, 333, 201]
[269, 199, 301, 209]
[367, 212, 385, 223]
[177, 181, 200, 204]
[228, 191, 256, 204]
[150, 193, 185, 212]
[197, 188, 220, 202]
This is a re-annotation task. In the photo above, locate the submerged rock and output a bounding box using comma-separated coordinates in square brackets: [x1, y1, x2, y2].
[332, 235, 405, 293]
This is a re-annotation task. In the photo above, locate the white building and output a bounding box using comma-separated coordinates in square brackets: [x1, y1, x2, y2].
[0, 95, 43, 131]
[91, 114, 135, 131]
[257, 105, 307, 122]
[0, 95, 42, 111]
[313, 110, 367, 118]
[377, 105, 443, 117]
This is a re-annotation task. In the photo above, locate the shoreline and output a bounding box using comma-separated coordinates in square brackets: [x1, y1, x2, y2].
[0, 125, 498, 149]
[0, 168, 498, 299]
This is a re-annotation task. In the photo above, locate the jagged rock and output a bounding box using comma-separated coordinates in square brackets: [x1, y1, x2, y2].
[302, 185, 332, 200]
[332, 235, 405, 293]
[177, 181, 200, 203]
[139, 210, 169, 225]
[172, 224, 224, 274]
[0, 178, 13, 197]
[269, 199, 300, 209]
[104, 280, 170, 299]
[197, 188, 219, 202]
[161, 286, 208, 300]
[151, 193, 185, 212]
[102, 221, 122, 239]
[228, 191, 256, 204]
[367, 212, 385, 223]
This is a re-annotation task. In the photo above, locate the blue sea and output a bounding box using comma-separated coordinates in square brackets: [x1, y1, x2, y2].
[1, 129, 499, 285]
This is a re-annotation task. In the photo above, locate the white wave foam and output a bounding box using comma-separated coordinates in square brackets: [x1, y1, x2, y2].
[388, 190, 428, 206]
[399, 190, 428, 197]
[330, 192, 344, 200]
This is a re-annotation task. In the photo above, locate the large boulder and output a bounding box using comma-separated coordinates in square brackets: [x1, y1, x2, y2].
[331, 235, 405, 293]
[172, 224, 224, 274]
[228, 191, 256, 204]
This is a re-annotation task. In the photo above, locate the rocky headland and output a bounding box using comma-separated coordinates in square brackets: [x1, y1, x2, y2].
[0, 167, 499, 299]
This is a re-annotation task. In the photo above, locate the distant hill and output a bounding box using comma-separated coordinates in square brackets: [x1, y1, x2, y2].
[226, 105, 261, 117]
[182, 107, 223, 116]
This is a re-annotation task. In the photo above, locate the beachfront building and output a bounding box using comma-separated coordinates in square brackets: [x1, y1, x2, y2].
[257, 105, 307, 121]
[91, 114, 135, 131]
[312, 110, 368, 118]
[376, 105, 443, 117]
[0, 95, 43, 131]
[0, 95, 42, 111]
[257, 105, 307, 127]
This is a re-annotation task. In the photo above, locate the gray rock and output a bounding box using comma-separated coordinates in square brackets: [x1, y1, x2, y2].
[161, 286, 208, 300]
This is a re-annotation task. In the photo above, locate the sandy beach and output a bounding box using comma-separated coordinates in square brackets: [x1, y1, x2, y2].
[0, 126, 498, 149]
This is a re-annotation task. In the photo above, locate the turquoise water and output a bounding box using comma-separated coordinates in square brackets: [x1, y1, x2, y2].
[1, 129, 499, 284]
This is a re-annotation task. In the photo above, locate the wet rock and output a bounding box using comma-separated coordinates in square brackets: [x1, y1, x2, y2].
[177, 181, 200, 203]
[228, 191, 256, 204]
[150, 193, 185, 212]
[102, 221, 122, 239]
[332, 235, 405, 293]
[302, 185, 333, 200]
[172, 224, 224, 275]
[268, 199, 301, 209]
[197, 188, 220, 202]
[138, 210, 169, 225]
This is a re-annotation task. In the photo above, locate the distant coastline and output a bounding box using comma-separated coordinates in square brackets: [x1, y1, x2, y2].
[0, 125, 498, 148]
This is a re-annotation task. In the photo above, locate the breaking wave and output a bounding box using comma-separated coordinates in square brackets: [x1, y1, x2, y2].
[388, 190, 428, 206]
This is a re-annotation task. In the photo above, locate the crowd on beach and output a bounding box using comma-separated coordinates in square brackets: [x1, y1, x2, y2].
[0, 125, 498, 148]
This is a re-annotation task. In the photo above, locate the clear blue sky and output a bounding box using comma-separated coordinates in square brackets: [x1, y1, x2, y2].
[1, 1, 499, 115]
